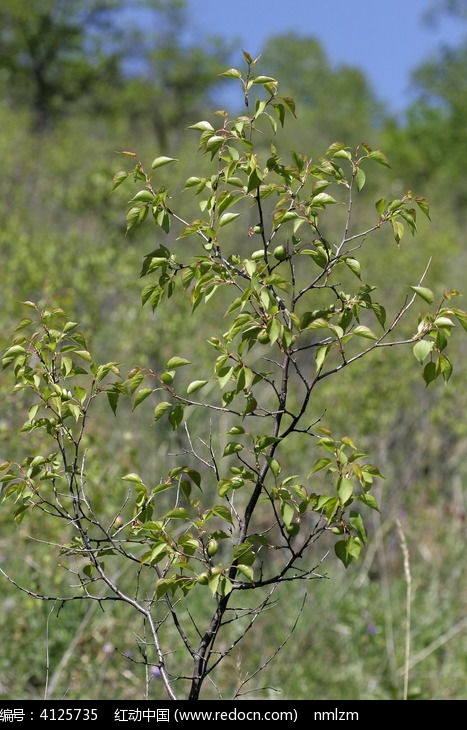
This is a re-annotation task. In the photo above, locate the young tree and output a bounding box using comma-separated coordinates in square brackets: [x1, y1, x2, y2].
[1, 53, 465, 700]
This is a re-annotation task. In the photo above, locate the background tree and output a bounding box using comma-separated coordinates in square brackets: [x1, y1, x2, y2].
[0, 0, 124, 129]
[0, 0, 229, 135]
[260, 33, 384, 146]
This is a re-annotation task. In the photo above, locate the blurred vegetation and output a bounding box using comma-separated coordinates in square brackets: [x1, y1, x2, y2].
[0, 0, 465, 700]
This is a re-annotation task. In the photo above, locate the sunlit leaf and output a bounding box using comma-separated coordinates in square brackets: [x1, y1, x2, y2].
[186, 380, 208, 394]
[219, 212, 240, 227]
[358, 493, 379, 511]
[132, 388, 153, 410]
[188, 120, 215, 131]
[166, 356, 190, 369]
[154, 401, 172, 421]
[163, 507, 190, 519]
[151, 156, 177, 169]
[122, 473, 144, 484]
[281, 501, 294, 527]
[337, 477, 353, 504]
[368, 149, 390, 167]
[223, 442, 244, 456]
[221, 67, 242, 79]
[353, 325, 377, 340]
[413, 339, 433, 364]
[355, 167, 366, 192]
[237, 564, 254, 581]
[391, 219, 404, 243]
[410, 286, 434, 304]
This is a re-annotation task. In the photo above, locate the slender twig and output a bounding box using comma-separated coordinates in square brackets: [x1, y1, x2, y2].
[234, 591, 308, 698]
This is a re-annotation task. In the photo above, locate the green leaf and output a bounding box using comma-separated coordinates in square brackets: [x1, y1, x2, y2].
[371, 302, 386, 328]
[315, 344, 330, 373]
[237, 564, 254, 581]
[122, 473, 144, 484]
[152, 481, 176, 496]
[218, 479, 232, 497]
[186, 469, 201, 488]
[220, 68, 242, 79]
[75, 349, 92, 362]
[413, 339, 434, 364]
[132, 388, 153, 410]
[335, 537, 362, 567]
[154, 401, 172, 421]
[3, 344, 26, 360]
[160, 371, 174, 385]
[353, 325, 377, 340]
[335, 540, 353, 568]
[358, 493, 379, 511]
[223, 442, 244, 456]
[355, 167, 366, 192]
[252, 75, 277, 85]
[332, 149, 352, 161]
[217, 366, 234, 389]
[156, 578, 176, 599]
[434, 316, 455, 330]
[233, 544, 256, 565]
[344, 257, 361, 278]
[311, 192, 337, 206]
[166, 356, 190, 369]
[423, 361, 438, 386]
[349, 512, 368, 543]
[227, 425, 245, 435]
[310, 457, 332, 475]
[300, 248, 329, 268]
[346, 536, 362, 559]
[415, 196, 430, 219]
[268, 317, 281, 345]
[131, 190, 154, 203]
[337, 477, 354, 504]
[112, 170, 128, 190]
[189, 120, 215, 131]
[206, 135, 225, 152]
[66, 403, 81, 422]
[391, 219, 404, 243]
[207, 505, 233, 523]
[368, 150, 390, 167]
[151, 156, 177, 169]
[184, 176, 203, 188]
[254, 435, 281, 452]
[410, 286, 434, 304]
[145, 543, 169, 564]
[186, 380, 208, 394]
[107, 389, 119, 415]
[126, 205, 146, 232]
[317, 496, 339, 521]
[219, 212, 240, 227]
[281, 501, 294, 527]
[269, 458, 281, 476]
[375, 197, 386, 216]
[451, 307, 467, 331]
[168, 404, 184, 430]
[438, 354, 453, 383]
[208, 571, 221, 596]
[163, 507, 189, 519]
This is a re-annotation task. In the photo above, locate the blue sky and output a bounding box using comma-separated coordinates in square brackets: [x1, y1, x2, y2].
[186, 0, 466, 114]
